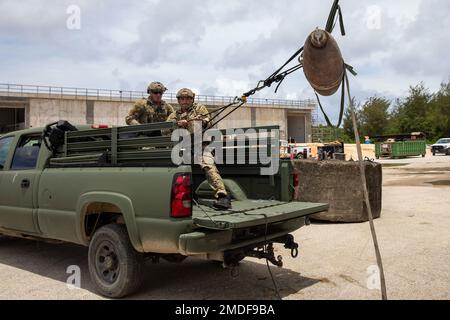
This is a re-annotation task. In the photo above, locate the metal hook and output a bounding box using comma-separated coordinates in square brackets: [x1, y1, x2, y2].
[291, 248, 299, 258]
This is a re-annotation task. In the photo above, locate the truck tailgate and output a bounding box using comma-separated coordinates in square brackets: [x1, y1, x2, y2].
[193, 200, 328, 230]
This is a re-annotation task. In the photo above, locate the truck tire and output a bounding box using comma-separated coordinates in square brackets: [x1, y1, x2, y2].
[88, 224, 143, 298]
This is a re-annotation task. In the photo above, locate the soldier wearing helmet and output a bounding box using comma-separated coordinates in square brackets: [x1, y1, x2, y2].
[125, 81, 174, 126]
[167, 88, 231, 210]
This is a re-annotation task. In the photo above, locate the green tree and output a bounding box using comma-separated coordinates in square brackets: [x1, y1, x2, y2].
[359, 97, 391, 137]
[426, 81, 450, 141]
[342, 97, 361, 142]
[388, 83, 432, 135]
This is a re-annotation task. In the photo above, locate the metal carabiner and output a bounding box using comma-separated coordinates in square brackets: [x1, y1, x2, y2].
[291, 247, 299, 258]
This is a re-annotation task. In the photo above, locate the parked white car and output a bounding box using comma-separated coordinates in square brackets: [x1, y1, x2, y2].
[431, 138, 450, 156]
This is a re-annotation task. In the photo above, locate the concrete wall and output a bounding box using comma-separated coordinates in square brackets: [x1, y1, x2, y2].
[29, 98, 86, 128]
[0, 96, 313, 140]
[216, 107, 252, 131]
[305, 113, 312, 142]
[255, 108, 287, 140]
[93, 101, 131, 126]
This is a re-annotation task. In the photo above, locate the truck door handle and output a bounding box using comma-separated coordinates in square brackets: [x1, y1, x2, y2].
[21, 179, 30, 188]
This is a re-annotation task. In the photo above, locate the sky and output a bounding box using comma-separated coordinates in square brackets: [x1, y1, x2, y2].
[0, 0, 449, 123]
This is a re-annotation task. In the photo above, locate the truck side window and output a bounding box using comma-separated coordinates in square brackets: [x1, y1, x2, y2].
[0, 136, 14, 170]
[10, 136, 41, 170]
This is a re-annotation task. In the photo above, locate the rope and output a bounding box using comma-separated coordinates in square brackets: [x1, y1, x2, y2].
[206, 98, 244, 127]
[325, 0, 345, 36]
[192, 199, 222, 229]
[206, 1, 347, 129]
[313, 63, 357, 128]
[241, 211, 282, 300]
[207, 101, 247, 130]
[344, 70, 388, 300]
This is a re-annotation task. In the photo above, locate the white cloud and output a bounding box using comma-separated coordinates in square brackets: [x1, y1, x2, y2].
[0, 0, 449, 124]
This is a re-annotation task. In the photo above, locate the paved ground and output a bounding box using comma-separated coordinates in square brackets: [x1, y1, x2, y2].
[0, 155, 449, 300]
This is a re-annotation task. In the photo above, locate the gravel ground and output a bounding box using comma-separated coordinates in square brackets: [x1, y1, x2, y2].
[0, 155, 449, 300]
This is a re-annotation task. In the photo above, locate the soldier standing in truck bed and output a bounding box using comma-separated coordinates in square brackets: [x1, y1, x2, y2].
[167, 88, 231, 210]
[125, 82, 174, 126]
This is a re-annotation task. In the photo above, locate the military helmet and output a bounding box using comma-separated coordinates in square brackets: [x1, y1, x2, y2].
[176, 88, 195, 99]
[147, 81, 167, 94]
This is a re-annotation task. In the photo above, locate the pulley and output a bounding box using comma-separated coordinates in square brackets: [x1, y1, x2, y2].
[302, 28, 344, 96]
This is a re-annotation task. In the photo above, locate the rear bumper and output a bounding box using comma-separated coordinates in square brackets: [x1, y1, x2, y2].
[178, 217, 305, 255]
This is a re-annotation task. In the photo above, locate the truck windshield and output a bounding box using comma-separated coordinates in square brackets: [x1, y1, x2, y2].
[437, 139, 450, 144]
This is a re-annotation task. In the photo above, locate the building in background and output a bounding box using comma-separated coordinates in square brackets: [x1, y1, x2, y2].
[0, 84, 317, 142]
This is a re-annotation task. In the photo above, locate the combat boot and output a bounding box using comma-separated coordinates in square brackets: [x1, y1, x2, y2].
[214, 194, 232, 210]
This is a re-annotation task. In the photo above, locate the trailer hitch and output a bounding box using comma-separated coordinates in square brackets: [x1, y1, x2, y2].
[247, 243, 283, 267]
[222, 235, 300, 268]
[273, 234, 300, 258]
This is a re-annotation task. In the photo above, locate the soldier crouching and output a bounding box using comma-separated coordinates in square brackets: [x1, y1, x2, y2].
[167, 88, 231, 210]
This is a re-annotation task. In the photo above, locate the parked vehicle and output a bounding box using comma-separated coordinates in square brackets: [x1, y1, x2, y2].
[0, 121, 328, 298]
[431, 138, 450, 156]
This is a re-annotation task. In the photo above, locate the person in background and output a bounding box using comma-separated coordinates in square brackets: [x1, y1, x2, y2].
[364, 136, 372, 144]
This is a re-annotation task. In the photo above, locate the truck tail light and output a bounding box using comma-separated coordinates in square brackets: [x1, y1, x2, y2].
[171, 173, 192, 218]
[91, 124, 109, 129]
[292, 171, 300, 201]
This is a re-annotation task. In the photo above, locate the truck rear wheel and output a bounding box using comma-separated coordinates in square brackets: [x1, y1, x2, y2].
[88, 224, 143, 298]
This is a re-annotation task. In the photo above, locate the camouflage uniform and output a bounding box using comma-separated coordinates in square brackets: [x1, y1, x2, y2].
[125, 81, 174, 126]
[168, 89, 228, 199]
[125, 99, 174, 125]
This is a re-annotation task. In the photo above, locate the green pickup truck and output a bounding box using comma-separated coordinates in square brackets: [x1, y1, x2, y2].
[0, 121, 327, 298]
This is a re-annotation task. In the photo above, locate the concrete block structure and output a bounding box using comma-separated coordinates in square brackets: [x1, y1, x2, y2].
[0, 84, 316, 142]
[293, 159, 382, 222]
